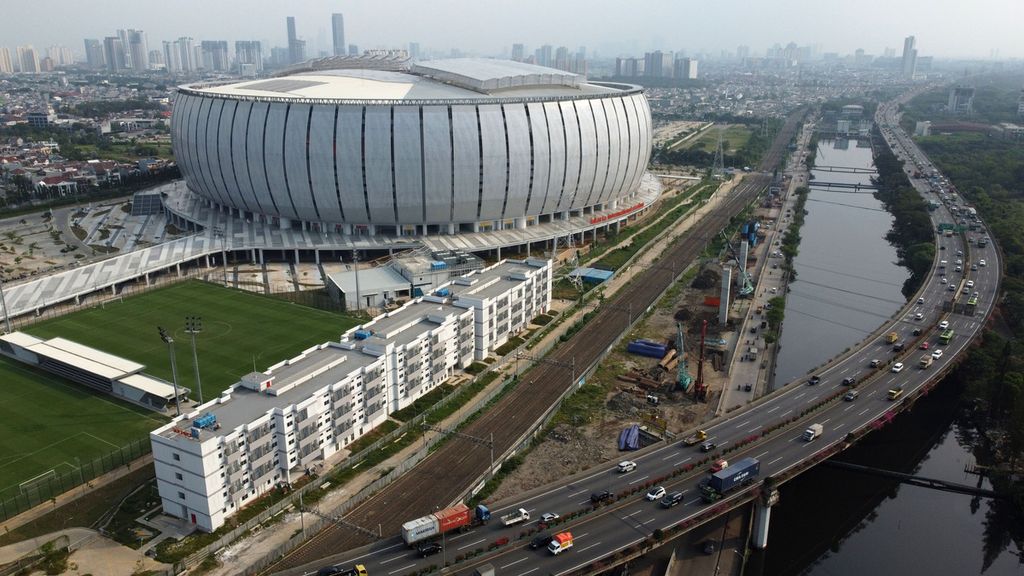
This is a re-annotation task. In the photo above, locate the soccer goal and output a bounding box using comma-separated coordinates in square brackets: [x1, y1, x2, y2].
[18, 469, 56, 496]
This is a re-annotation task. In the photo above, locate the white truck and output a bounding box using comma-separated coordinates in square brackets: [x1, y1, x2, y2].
[802, 423, 824, 441]
[500, 507, 530, 526]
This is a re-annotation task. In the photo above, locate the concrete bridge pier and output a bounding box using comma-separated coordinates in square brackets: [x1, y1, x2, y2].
[753, 501, 772, 549]
[753, 486, 780, 549]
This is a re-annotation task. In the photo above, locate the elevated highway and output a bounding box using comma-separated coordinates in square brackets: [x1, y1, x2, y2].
[271, 95, 999, 576]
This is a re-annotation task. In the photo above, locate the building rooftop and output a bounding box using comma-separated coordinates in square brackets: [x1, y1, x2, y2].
[166, 342, 381, 441]
[185, 59, 630, 103]
[446, 258, 549, 301]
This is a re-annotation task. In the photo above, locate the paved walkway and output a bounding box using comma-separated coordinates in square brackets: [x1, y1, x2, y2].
[718, 123, 813, 414]
[206, 176, 743, 575]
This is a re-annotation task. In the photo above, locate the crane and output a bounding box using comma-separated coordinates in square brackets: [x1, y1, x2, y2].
[676, 322, 694, 392]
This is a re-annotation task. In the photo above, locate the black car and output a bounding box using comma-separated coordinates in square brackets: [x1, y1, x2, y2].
[530, 534, 552, 549]
[808, 375, 821, 385]
[590, 490, 613, 503]
[699, 441, 717, 452]
[417, 542, 443, 557]
[661, 491, 685, 508]
[841, 376, 856, 386]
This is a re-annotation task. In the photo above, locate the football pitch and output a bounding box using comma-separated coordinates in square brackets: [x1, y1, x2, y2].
[0, 281, 359, 505]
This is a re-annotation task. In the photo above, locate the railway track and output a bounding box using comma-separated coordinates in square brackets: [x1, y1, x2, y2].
[266, 109, 805, 574]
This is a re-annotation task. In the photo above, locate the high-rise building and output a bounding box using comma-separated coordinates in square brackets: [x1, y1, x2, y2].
[901, 35, 917, 79]
[286, 16, 305, 64]
[46, 46, 73, 67]
[148, 49, 164, 68]
[1018, 88, 1024, 117]
[17, 45, 40, 74]
[0, 48, 13, 74]
[348, 44, 359, 56]
[235, 41, 263, 75]
[644, 51, 664, 78]
[84, 39, 104, 69]
[737, 45, 750, 59]
[103, 36, 126, 71]
[535, 45, 552, 67]
[331, 13, 345, 56]
[126, 29, 148, 71]
[555, 46, 569, 71]
[673, 57, 698, 79]
[200, 41, 229, 72]
[615, 57, 640, 78]
[171, 37, 195, 73]
[947, 86, 975, 115]
[408, 42, 420, 60]
[883, 47, 896, 58]
[511, 43, 524, 62]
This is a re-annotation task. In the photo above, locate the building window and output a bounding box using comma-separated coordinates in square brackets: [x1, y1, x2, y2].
[178, 491, 186, 500]
[172, 453, 181, 461]
[175, 472, 183, 481]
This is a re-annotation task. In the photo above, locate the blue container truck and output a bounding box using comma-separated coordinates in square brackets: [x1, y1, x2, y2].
[699, 457, 760, 502]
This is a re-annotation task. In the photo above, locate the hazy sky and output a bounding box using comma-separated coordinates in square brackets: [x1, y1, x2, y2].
[3, 0, 1022, 59]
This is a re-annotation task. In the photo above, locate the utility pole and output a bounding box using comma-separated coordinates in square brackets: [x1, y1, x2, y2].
[353, 250, 361, 312]
[185, 316, 203, 405]
[158, 326, 182, 417]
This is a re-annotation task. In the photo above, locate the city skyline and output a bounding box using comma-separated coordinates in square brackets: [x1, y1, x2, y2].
[0, 0, 1021, 60]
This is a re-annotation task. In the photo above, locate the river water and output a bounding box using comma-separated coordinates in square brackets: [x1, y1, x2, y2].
[773, 139, 908, 387]
[757, 138, 1024, 574]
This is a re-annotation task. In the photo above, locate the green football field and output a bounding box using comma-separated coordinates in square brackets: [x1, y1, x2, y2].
[0, 281, 359, 505]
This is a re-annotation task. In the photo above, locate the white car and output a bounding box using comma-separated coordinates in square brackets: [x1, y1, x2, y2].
[917, 297, 925, 305]
[932, 349, 944, 359]
[939, 320, 950, 330]
[966, 280, 975, 288]
[618, 460, 637, 473]
[892, 362, 905, 373]
[941, 277, 948, 284]
[914, 312, 924, 320]
[980, 259, 987, 267]
[541, 512, 560, 523]
[646, 486, 667, 501]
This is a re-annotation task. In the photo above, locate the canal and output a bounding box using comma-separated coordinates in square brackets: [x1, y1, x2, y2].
[756, 138, 1024, 574]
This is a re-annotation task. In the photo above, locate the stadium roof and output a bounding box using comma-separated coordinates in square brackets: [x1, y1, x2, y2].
[186, 58, 629, 103]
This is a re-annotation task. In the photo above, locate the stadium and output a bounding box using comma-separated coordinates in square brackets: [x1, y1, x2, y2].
[170, 58, 653, 238]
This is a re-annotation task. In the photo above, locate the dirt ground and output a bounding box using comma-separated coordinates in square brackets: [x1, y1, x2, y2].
[652, 120, 707, 148]
[491, 256, 736, 501]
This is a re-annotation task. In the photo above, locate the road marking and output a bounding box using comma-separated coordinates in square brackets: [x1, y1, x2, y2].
[766, 405, 781, 413]
[576, 541, 603, 554]
[820, 418, 831, 425]
[379, 555, 406, 565]
[566, 489, 588, 497]
[501, 558, 529, 569]
[674, 457, 692, 467]
[627, 509, 643, 517]
[388, 565, 416, 575]
[629, 475, 649, 485]
[686, 497, 702, 505]
[756, 450, 770, 458]
[779, 410, 791, 417]
[844, 404, 855, 412]
[516, 569, 539, 576]
[349, 542, 403, 562]
[769, 456, 784, 466]
[578, 499, 592, 505]
[643, 517, 657, 525]
[858, 407, 871, 416]
[736, 419, 751, 428]
[747, 425, 762, 433]
[457, 538, 486, 551]
[663, 452, 682, 461]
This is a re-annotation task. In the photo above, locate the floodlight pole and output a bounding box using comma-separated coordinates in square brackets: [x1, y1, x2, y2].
[0, 277, 11, 333]
[158, 326, 182, 417]
[185, 316, 203, 405]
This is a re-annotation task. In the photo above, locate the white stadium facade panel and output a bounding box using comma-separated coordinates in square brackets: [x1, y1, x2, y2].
[171, 59, 652, 232]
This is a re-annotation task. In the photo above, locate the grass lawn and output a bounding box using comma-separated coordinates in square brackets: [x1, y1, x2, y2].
[0, 358, 163, 504]
[26, 281, 361, 401]
[0, 281, 360, 507]
[686, 124, 753, 153]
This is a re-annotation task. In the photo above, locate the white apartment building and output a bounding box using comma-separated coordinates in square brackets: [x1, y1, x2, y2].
[151, 259, 551, 532]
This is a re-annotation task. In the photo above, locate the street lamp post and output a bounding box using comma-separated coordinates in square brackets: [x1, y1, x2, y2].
[185, 316, 204, 405]
[0, 277, 11, 333]
[158, 326, 183, 417]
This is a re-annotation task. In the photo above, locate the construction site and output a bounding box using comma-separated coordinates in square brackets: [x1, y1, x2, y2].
[489, 176, 791, 502]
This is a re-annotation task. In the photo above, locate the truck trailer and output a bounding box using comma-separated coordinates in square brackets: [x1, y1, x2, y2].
[401, 503, 491, 546]
[919, 354, 933, 369]
[699, 457, 760, 502]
